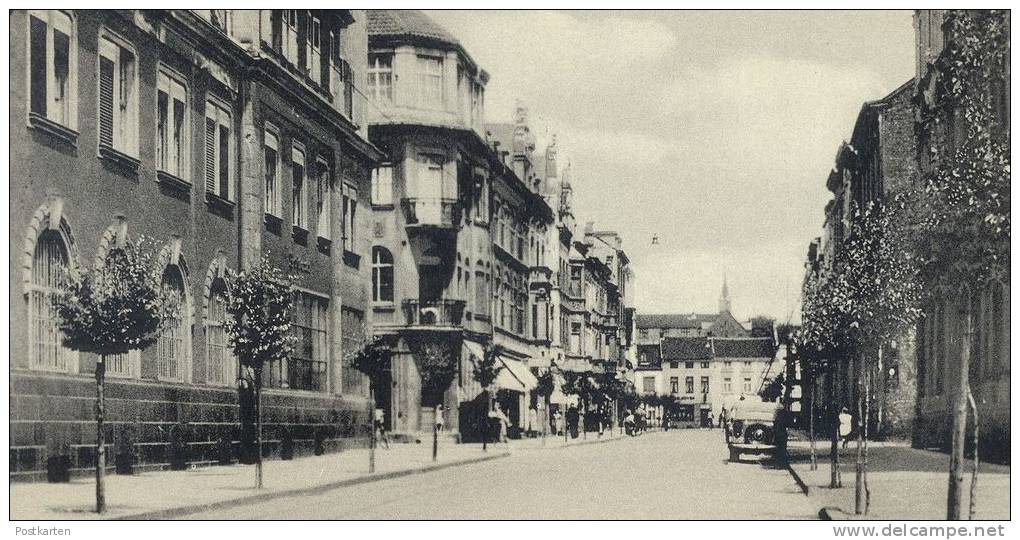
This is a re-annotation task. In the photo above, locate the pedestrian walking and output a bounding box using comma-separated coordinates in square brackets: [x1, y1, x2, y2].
[839, 407, 853, 449]
[707, 412, 714, 430]
[374, 408, 389, 450]
[624, 410, 636, 436]
[527, 406, 538, 438]
[435, 404, 445, 432]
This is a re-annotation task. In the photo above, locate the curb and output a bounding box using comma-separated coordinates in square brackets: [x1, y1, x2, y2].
[114, 452, 511, 520]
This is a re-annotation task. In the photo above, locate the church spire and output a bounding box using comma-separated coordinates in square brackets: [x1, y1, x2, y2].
[719, 275, 732, 314]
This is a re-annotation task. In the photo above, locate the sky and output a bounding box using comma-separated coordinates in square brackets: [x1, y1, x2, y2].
[426, 10, 917, 323]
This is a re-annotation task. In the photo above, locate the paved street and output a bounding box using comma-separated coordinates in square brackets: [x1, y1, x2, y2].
[188, 430, 815, 520]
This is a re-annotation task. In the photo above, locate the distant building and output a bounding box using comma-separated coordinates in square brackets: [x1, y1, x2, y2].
[656, 337, 776, 426]
[635, 283, 750, 345]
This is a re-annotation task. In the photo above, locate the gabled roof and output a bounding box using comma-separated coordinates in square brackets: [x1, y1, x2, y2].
[711, 338, 775, 359]
[661, 337, 712, 360]
[636, 313, 717, 330]
[635, 344, 662, 370]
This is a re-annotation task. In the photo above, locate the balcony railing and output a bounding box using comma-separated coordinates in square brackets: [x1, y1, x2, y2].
[265, 357, 327, 392]
[402, 299, 466, 328]
[401, 198, 461, 229]
[529, 267, 553, 291]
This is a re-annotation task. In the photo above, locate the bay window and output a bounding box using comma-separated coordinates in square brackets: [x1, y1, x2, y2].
[368, 53, 393, 103]
[418, 55, 444, 109]
[371, 164, 393, 205]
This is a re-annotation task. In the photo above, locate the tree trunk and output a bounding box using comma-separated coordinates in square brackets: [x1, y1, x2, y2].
[482, 389, 490, 452]
[432, 405, 438, 462]
[947, 304, 972, 520]
[255, 367, 264, 489]
[369, 385, 376, 473]
[967, 388, 979, 520]
[95, 355, 107, 514]
[542, 396, 549, 446]
[809, 372, 818, 471]
[855, 353, 865, 515]
[829, 365, 841, 488]
[865, 350, 875, 514]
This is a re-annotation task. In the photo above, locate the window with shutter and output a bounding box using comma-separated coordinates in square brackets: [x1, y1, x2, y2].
[292, 145, 306, 229]
[156, 68, 188, 178]
[98, 56, 115, 147]
[264, 126, 280, 216]
[205, 117, 217, 193]
[205, 99, 232, 200]
[98, 31, 137, 156]
[316, 158, 331, 240]
[307, 15, 321, 85]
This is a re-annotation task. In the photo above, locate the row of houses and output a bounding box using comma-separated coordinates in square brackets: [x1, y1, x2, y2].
[9, 9, 634, 480]
[633, 290, 778, 426]
[800, 10, 1009, 459]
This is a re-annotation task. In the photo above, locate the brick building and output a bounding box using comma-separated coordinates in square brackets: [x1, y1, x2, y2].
[10, 9, 380, 480]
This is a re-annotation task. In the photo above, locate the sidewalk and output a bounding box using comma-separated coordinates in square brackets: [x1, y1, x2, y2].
[784, 437, 1010, 520]
[10, 429, 632, 521]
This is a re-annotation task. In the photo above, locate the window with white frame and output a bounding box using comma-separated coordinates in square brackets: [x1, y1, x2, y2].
[307, 14, 321, 84]
[281, 10, 299, 65]
[279, 292, 328, 392]
[371, 164, 393, 205]
[367, 53, 393, 103]
[724, 377, 732, 393]
[315, 158, 331, 240]
[98, 30, 138, 156]
[157, 264, 189, 382]
[205, 99, 232, 200]
[156, 68, 188, 179]
[417, 55, 444, 109]
[292, 144, 307, 229]
[342, 183, 357, 252]
[685, 376, 694, 394]
[743, 377, 752, 393]
[371, 246, 393, 303]
[264, 127, 281, 216]
[340, 308, 367, 395]
[28, 230, 74, 372]
[205, 278, 234, 386]
[670, 376, 679, 394]
[28, 10, 76, 129]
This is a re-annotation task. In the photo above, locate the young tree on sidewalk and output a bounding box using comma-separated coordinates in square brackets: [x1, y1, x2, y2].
[534, 370, 556, 444]
[53, 237, 176, 514]
[222, 256, 298, 489]
[348, 336, 389, 473]
[408, 335, 457, 462]
[471, 344, 504, 451]
[839, 201, 922, 515]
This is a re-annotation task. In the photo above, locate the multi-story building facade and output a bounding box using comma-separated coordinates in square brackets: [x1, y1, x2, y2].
[911, 10, 1010, 460]
[10, 9, 380, 480]
[658, 337, 775, 426]
[364, 11, 557, 439]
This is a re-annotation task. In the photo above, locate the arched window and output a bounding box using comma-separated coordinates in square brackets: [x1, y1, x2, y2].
[206, 278, 233, 386]
[157, 264, 189, 382]
[28, 230, 73, 371]
[372, 246, 393, 303]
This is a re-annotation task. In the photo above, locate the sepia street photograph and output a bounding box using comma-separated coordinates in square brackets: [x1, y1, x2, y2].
[6, 5, 1011, 527]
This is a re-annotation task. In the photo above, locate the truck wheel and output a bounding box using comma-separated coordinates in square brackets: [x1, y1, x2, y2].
[729, 448, 740, 462]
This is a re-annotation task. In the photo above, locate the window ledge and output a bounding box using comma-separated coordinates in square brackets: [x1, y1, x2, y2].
[292, 225, 310, 245]
[156, 170, 192, 194]
[264, 213, 284, 235]
[99, 144, 141, 172]
[28, 113, 78, 146]
[342, 250, 361, 269]
[372, 302, 396, 312]
[317, 236, 332, 255]
[371, 203, 395, 211]
[205, 192, 236, 217]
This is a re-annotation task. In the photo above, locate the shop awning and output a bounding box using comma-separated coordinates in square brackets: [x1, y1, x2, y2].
[549, 373, 569, 404]
[463, 340, 486, 362]
[493, 357, 537, 392]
